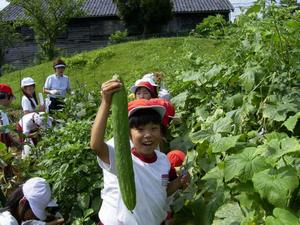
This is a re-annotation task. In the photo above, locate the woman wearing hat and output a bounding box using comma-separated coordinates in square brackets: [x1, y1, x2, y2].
[43, 59, 71, 112]
[0, 177, 64, 225]
[21, 77, 44, 115]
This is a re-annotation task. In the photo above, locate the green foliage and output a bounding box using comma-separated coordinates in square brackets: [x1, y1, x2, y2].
[109, 30, 128, 44]
[170, 1, 300, 224]
[0, 64, 17, 75]
[8, 0, 86, 60]
[25, 89, 102, 224]
[0, 17, 21, 66]
[191, 15, 229, 39]
[64, 50, 115, 69]
[113, 0, 172, 34]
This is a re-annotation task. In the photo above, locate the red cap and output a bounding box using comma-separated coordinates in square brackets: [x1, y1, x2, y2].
[150, 98, 175, 126]
[128, 99, 166, 119]
[167, 150, 185, 167]
[131, 79, 158, 98]
[167, 150, 186, 168]
[0, 84, 14, 96]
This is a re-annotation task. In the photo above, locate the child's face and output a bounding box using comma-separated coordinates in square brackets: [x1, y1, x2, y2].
[135, 87, 152, 100]
[130, 122, 161, 155]
[23, 85, 35, 96]
[0, 95, 13, 106]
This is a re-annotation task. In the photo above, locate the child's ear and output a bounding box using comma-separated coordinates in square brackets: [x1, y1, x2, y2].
[19, 196, 27, 207]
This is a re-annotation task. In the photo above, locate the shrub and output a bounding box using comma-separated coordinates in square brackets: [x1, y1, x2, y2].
[191, 15, 229, 39]
[109, 30, 128, 44]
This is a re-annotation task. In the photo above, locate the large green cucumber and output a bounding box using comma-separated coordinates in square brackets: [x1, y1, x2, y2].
[111, 75, 136, 210]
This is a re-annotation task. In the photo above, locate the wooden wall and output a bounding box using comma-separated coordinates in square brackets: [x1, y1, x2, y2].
[3, 12, 229, 69]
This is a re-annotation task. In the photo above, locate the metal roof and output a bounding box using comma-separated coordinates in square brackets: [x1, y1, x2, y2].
[1, 0, 233, 21]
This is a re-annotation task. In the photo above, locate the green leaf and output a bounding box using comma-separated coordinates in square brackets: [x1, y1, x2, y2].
[189, 129, 214, 143]
[83, 208, 94, 218]
[263, 103, 287, 122]
[265, 208, 300, 225]
[171, 91, 188, 108]
[262, 137, 300, 165]
[212, 202, 244, 225]
[283, 113, 300, 132]
[252, 167, 299, 207]
[205, 64, 222, 81]
[224, 147, 268, 182]
[240, 67, 256, 92]
[213, 116, 233, 134]
[77, 192, 90, 210]
[212, 135, 240, 153]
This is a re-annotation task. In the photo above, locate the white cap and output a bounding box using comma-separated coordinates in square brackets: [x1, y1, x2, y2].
[142, 73, 155, 80]
[130, 78, 158, 93]
[32, 113, 43, 127]
[22, 177, 58, 220]
[21, 77, 35, 88]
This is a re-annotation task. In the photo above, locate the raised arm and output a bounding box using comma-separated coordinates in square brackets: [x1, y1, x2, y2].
[90, 78, 122, 164]
[167, 171, 190, 196]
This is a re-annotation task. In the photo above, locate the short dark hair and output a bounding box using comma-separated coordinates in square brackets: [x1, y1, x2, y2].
[0, 186, 31, 223]
[0, 92, 8, 100]
[53, 58, 66, 68]
[129, 108, 162, 129]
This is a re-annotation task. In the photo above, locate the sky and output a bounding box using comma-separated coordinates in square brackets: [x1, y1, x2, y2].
[0, 0, 8, 11]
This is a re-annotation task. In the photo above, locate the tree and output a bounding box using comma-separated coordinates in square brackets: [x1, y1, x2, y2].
[140, 0, 173, 34]
[113, 0, 173, 34]
[0, 17, 21, 68]
[8, 0, 86, 60]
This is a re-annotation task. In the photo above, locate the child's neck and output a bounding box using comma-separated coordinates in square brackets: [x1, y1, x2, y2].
[131, 148, 157, 163]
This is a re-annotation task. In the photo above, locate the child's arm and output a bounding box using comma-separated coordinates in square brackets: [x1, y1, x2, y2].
[167, 171, 190, 196]
[90, 78, 122, 164]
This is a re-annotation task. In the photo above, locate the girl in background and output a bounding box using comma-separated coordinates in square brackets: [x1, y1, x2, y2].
[21, 77, 44, 115]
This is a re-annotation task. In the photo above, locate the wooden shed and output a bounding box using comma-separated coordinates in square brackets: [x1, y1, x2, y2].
[1, 0, 233, 68]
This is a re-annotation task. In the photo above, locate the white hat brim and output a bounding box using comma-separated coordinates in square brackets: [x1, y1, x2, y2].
[128, 105, 165, 119]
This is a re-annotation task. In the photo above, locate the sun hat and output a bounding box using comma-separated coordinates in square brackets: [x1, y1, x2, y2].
[0, 84, 14, 97]
[21, 77, 35, 88]
[167, 150, 186, 168]
[130, 78, 158, 97]
[22, 177, 58, 220]
[128, 99, 166, 120]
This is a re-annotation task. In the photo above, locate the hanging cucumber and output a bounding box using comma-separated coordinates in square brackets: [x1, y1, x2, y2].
[111, 75, 136, 210]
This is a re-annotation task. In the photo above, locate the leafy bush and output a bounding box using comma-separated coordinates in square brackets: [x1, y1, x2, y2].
[64, 50, 115, 69]
[1, 64, 17, 75]
[170, 1, 300, 224]
[191, 14, 229, 39]
[109, 30, 128, 44]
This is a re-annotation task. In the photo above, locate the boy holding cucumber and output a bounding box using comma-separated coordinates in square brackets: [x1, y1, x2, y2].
[90, 78, 189, 225]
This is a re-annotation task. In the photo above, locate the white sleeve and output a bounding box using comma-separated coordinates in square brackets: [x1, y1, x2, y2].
[21, 96, 33, 111]
[0, 211, 19, 225]
[97, 138, 116, 174]
[44, 76, 51, 89]
[158, 89, 171, 101]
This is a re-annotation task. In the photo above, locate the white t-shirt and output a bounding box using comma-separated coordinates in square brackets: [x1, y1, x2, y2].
[98, 139, 170, 225]
[18, 113, 40, 135]
[44, 74, 70, 98]
[0, 211, 18, 225]
[21, 96, 37, 112]
[0, 110, 10, 133]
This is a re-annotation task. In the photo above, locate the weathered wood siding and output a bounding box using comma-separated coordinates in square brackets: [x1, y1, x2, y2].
[3, 13, 228, 68]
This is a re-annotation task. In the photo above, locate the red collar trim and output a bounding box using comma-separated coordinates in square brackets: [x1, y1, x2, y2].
[131, 148, 157, 163]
